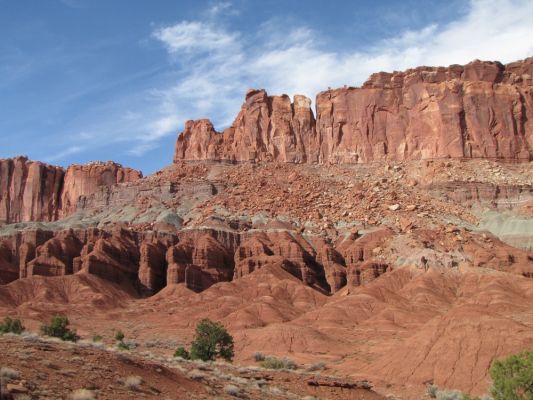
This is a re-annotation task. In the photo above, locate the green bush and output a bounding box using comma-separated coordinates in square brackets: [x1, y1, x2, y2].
[260, 356, 297, 370]
[427, 384, 439, 398]
[189, 319, 234, 362]
[174, 346, 190, 360]
[92, 335, 103, 342]
[40, 315, 80, 342]
[115, 330, 125, 342]
[490, 350, 533, 400]
[0, 317, 24, 334]
[117, 341, 130, 351]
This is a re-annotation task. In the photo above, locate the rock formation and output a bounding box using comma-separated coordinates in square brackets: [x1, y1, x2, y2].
[0, 157, 64, 223]
[0, 157, 142, 224]
[60, 161, 142, 217]
[174, 58, 533, 164]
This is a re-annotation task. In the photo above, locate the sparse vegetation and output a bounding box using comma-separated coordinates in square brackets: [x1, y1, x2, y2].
[490, 350, 533, 400]
[427, 384, 439, 398]
[117, 341, 131, 351]
[306, 361, 326, 372]
[435, 390, 467, 400]
[0, 366, 20, 380]
[426, 386, 492, 400]
[174, 346, 190, 360]
[124, 375, 142, 391]
[253, 352, 265, 362]
[260, 356, 297, 370]
[92, 335, 103, 342]
[115, 330, 125, 342]
[0, 317, 24, 334]
[188, 319, 234, 362]
[187, 369, 207, 380]
[70, 389, 96, 400]
[40, 316, 80, 342]
[224, 384, 241, 397]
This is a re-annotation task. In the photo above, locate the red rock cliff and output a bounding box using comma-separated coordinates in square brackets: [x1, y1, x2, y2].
[174, 57, 533, 163]
[0, 157, 64, 223]
[0, 157, 142, 224]
[174, 90, 317, 163]
[60, 161, 142, 217]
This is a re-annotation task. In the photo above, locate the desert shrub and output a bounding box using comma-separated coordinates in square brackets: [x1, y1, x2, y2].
[436, 390, 466, 400]
[189, 319, 234, 362]
[92, 335, 102, 342]
[124, 375, 142, 391]
[187, 369, 207, 380]
[306, 361, 326, 372]
[427, 384, 439, 398]
[224, 384, 241, 397]
[174, 346, 190, 360]
[115, 330, 125, 342]
[123, 339, 137, 349]
[490, 350, 533, 400]
[253, 352, 265, 362]
[117, 341, 130, 351]
[40, 316, 80, 342]
[70, 389, 96, 400]
[260, 356, 297, 370]
[0, 367, 20, 380]
[0, 317, 24, 334]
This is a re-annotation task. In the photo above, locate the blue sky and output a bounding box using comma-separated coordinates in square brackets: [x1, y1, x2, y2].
[1, 0, 532, 174]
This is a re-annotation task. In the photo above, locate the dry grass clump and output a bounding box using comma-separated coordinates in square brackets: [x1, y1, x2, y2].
[260, 356, 296, 370]
[306, 361, 326, 372]
[0, 366, 20, 380]
[69, 389, 96, 400]
[224, 384, 241, 397]
[187, 369, 207, 380]
[124, 375, 143, 391]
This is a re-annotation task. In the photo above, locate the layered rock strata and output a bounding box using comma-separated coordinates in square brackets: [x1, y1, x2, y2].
[1, 224, 530, 295]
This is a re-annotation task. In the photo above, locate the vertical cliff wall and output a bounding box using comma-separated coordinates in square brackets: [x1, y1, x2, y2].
[0, 157, 65, 223]
[0, 157, 142, 224]
[174, 57, 533, 163]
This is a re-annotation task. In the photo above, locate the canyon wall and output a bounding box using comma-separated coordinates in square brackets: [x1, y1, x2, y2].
[174, 58, 533, 163]
[0, 157, 141, 224]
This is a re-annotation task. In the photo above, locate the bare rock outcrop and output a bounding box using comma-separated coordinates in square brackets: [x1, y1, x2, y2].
[60, 161, 142, 217]
[174, 90, 317, 163]
[0, 157, 141, 224]
[0, 156, 64, 224]
[174, 57, 533, 164]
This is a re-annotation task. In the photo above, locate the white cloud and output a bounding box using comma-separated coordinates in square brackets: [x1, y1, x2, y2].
[207, 1, 235, 17]
[51, 0, 533, 162]
[147, 0, 533, 149]
[44, 145, 82, 162]
[152, 21, 239, 54]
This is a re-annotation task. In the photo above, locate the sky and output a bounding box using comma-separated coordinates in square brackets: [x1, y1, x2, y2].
[1, 0, 532, 175]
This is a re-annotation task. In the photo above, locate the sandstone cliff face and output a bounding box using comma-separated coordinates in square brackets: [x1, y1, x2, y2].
[0, 156, 65, 224]
[174, 90, 317, 163]
[174, 58, 533, 163]
[60, 162, 142, 217]
[0, 157, 142, 224]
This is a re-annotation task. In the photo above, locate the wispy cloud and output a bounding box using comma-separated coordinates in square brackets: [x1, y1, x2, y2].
[207, 1, 237, 18]
[44, 145, 83, 162]
[48, 0, 533, 163]
[153, 21, 239, 55]
[145, 0, 533, 149]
